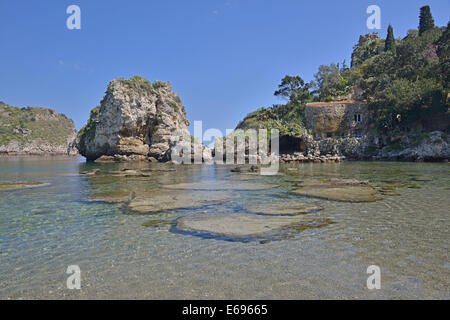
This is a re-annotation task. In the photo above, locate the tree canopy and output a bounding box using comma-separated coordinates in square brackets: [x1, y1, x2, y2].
[419, 5, 435, 36]
[238, 6, 449, 137]
[385, 24, 396, 54]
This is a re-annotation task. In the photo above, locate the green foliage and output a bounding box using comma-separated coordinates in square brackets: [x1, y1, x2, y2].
[168, 100, 180, 112]
[274, 75, 313, 103]
[0, 102, 75, 147]
[152, 80, 166, 90]
[435, 22, 450, 86]
[236, 103, 306, 136]
[236, 6, 448, 140]
[313, 63, 351, 99]
[419, 5, 435, 36]
[116, 75, 172, 95]
[77, 105, 100, 148]
[385, 25, 396, 54]
[117, 75, 154, 94]
[355, 10, 448, 134]
[350, 34, 385, 67]
[371, 78, 446, 131]
[237, 74, 315, 136]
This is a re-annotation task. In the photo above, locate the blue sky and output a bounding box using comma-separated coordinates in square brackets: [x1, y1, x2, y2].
[1, 0, 449, 135]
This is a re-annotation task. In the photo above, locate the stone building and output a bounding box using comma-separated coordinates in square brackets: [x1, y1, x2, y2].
[304, 101, 369, 139]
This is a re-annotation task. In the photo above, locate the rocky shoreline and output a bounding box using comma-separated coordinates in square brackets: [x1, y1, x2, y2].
[1, 75, 447, 163]
[0, 102, 78, 156]
[303, 130, 449, 162]
[280, 152, 346, 163]
[76, 76, 211, 163]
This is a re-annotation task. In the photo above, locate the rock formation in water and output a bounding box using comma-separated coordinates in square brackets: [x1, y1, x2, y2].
[0, 102, 78, 155]
[77, 76, 211, 162]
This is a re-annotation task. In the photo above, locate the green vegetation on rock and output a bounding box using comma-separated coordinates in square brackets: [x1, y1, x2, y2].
[0, 101, 75, 149]
[116, 75, 155, 94]
[236, 75, 313, 136]
[236, 5, 449, 143]
[77, 105, 100, 154]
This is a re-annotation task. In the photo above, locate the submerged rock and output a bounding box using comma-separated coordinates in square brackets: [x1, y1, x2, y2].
[411, 177, 433, 182]
[292, 179, 383, 202]
[109, 169, 153, 178]
[375, 184, 402, 196]
[127, 190, 233, 213]
[288, 218, 336, 231]
[378, 189, 401, 196]
[0, 181, 49, 191]
[163, 180, 275, 191]
[176, 213, 333, 237]
[79, 169, 100, 175]
[230, 165, 260, 173]
[245, 201, 323, 215]
[139, 167, 176, 172]
[141, 219, 173, 227]
[94, 155, 116, 163]
[87, 190, 135, 203]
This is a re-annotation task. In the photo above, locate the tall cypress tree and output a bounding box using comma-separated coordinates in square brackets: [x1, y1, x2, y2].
[419, 5, 435, 35]
[384, 24, 396, 54]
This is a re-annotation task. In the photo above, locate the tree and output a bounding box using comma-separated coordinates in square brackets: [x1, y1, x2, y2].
[274, 75, 312, 103]
[376, 78, 445, 129]
[419, 6, 435, 36]
[435, 21, 450, 86]
[313, 63, 350, 99]
[385, 24, 396, 54]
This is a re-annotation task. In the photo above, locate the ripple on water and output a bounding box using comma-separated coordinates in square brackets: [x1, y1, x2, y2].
[0, 159, 449, 299]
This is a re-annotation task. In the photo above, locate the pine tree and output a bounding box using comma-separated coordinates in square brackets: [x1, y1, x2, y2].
[419, 6, 435, 35]
[384, 24, 396, 54]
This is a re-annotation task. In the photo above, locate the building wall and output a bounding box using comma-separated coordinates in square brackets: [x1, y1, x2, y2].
[304, 102, 369, 139]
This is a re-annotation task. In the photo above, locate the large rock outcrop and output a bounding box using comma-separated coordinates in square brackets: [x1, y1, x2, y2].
[350, 33, 384, 67]
[77, 76, 210, 162]
[0, 102, 77, 155]
[303, 130, 450, 162]
[377, 131, 450, 161]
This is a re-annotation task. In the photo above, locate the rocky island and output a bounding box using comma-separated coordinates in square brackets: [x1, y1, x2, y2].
[1, 9, 448, 163]
[235, 18, 450, 162]
[0, 102, 77, 155]
[77, 76, 210, 163]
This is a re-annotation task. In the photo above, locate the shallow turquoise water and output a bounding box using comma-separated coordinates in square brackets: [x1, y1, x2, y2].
[0, 156, 449, 299]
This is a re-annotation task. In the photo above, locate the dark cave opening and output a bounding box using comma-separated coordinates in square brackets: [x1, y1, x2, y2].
[278, 135, 305, 154]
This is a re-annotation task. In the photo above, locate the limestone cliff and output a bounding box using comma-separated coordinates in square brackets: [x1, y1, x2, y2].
[0, 102, 77, 155]
[77, 76, 210, 162]
[303, 130, 450, 162]
[350, 33, 385, 67]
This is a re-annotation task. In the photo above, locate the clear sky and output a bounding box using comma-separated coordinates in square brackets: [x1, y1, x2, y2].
[1, 0, 449, 135]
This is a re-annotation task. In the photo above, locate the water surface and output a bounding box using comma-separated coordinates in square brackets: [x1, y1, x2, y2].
[0, 156, 449, 299]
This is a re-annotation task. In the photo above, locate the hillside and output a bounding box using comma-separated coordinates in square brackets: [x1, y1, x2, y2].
[234, 6, 449, 161]
[0, 102, 77, 155]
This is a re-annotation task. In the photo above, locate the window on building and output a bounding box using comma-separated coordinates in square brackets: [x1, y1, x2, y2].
[354, 114, 362, 123]
[355, 130, 363, 138]
[326, 132, 333, 138]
